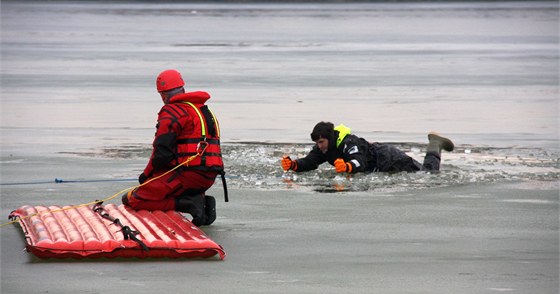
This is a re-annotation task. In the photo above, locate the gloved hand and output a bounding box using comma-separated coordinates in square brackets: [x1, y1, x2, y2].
[334, 158, 352, 173]
[281, 156, 297, 171]
[138, 172, 148, 184]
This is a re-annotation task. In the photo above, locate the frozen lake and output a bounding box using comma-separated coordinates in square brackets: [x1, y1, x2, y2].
[0, 1, 558, 189]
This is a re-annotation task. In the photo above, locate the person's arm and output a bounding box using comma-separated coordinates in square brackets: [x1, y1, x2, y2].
[282, 146, 326, 172]
[140, 105, 182, 182]
[336, 137, 369, 173]
[293, 146, 326, 172]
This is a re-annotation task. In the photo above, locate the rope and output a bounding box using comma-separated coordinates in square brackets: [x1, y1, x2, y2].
[1, 144, 207, 228]
[0, 178, 137, 186]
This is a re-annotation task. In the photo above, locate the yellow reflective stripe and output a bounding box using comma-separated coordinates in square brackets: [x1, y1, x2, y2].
[208, 109, 220, 137]
[182, 102, 206, 137]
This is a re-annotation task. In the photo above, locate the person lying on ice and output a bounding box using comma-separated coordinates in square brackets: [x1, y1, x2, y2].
[122, 69, 224, 226]
[281, 121, 454, 174]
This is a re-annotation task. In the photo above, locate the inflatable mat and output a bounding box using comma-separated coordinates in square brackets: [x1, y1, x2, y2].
[8, 203, 226, 260]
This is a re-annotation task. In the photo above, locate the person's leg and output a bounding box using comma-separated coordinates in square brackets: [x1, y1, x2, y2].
[174, 194, 217, 226]
[175, 193, 206, 225]
[122, 170, 217, 213]
[371, 143, 423, 173]
[422, 152, 441, 171]
[422, 132, 454, 171]
[174, 170, 218, 226]
[122, 171, 181, 211]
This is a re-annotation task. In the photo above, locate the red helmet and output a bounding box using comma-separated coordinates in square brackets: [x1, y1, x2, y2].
[156, 69, 185, 92]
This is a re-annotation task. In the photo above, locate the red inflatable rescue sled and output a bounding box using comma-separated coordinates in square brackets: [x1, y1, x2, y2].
[8, 203, 226, 260]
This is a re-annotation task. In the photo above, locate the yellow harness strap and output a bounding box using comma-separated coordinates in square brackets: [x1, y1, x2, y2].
[183, 102, 207, 137]
[208, 108, 220, 137]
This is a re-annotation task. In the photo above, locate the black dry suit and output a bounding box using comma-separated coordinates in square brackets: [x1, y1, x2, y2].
[295, 124, 441, 173]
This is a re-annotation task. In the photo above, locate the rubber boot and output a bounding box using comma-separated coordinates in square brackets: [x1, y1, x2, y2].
[422, 132, 454, 171]
[175, 194, 206, 226]
[204, 195, 216, 226]
[427, 132, 454, 155]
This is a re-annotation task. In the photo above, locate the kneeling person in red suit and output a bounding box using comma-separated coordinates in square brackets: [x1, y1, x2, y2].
[122, 69, 224, 226]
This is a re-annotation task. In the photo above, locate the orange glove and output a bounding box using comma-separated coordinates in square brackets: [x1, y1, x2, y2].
[334, 158, 352, 173]
[281, 156, 297, 171]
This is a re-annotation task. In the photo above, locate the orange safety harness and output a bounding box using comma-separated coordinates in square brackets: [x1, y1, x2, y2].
[181, 102, 228, 202]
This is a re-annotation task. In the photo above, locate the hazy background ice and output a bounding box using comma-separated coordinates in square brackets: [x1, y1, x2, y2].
[1, 1, 558, 156]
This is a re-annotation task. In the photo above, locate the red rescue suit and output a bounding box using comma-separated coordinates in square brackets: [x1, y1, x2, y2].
[124, 91, 224, 211]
